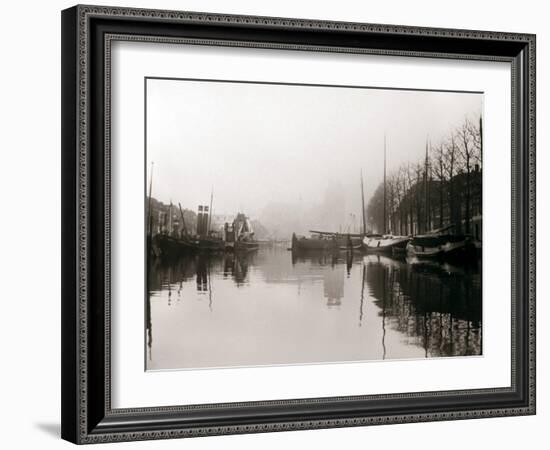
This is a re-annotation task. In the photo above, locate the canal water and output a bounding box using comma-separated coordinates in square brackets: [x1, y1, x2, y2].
[146, 246, 482, 371]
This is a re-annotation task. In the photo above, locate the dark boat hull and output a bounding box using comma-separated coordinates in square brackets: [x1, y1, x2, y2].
[291, 233, 361, 252]
[292, 237, 338, 252]
[226, 241, 260, 252]
[152, 234, 197, 258]
[195, 238, 225, 252]
[363, 236, 410, 254]
[152, 234, 224, 258]
[406, 234, 476, 261]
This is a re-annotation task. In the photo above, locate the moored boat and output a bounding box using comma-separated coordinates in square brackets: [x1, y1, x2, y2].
[405, 226, 476, 261]
[232, 240, 260, 252]
[291, 232, 338, 252]
[224, 212, 259, 252]
[291, 231, 362, 253]
[363, 234, 410, 253]
[152, 234, 197, 258]
[195, 236, 225, 252]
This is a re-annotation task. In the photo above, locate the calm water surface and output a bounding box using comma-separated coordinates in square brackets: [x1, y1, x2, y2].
[146, 246, 481, 370]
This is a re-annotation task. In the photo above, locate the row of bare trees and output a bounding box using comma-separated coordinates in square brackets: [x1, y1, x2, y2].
[367, 116, 482, 237]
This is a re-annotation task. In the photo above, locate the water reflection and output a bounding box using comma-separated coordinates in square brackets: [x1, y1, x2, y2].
[146, 247, 481, 370]
[364, 254, 482, 358]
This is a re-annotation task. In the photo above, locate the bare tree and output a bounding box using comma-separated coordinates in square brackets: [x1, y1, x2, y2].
[466, 116, 483, 167]
[388, 171, 404, 234]
[443, 134, 461, 233]
[456, 119, 476, 233]
[466, 116, 483, 232]
[404, 163, 415, 235]
[366, 182, 385, 233]
[381, 117, 482, 237]
[431, 144, 447, 229]
[394, 168, 406, 235]
[413, 163, 424, 233]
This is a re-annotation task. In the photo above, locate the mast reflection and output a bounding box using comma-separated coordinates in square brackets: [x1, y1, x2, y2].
[146, 247, 482, 370]
[364, 254, 482, 357]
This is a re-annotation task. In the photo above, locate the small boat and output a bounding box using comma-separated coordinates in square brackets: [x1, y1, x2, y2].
[152, 233, 225, 256]
[232, 240, 260, 252]
[291, 231, 362, 252]
[224, 212, 259, 252]
[152, 234, 197, 258]
[360, 137, 411, 255]
[195, 236, 225, 252]
[291, 232, 339, 252]
[405, 226, 476, 260]
[363, 234, 410, 253]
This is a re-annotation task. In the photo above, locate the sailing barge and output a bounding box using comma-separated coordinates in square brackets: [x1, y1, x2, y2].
[291, 169, 369, 254]
[291, 231, 362, 253]
[360, 136, 411, 254]
[363, 234, 410, 254]
[405, 225, 476, 260]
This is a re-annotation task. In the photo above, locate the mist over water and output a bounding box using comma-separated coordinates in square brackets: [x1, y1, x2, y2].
[147, 78, 483, 229]
[145, 78, 484, 371]
[259, 180, 352, 238]
[146, 247, 481, 370]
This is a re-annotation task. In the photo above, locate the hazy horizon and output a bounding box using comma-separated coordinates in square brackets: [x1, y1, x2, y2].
[146, 78, 482, 236]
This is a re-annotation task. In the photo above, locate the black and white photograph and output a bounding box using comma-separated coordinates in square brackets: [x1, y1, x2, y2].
[145, 78, 484, 371]
[48, 1, 539, 446]
[0, 0, 544, 446]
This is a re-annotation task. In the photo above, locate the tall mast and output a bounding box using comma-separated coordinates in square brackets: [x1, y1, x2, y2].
[168, 200, 173, 235]
[147, 162, 154, 236]
[178, 203, 188, 237]
[360, 170, 366, 236]
[383, 134, 387, 235]
[424, 139, 429, 233]
[207, 187, 213, 234]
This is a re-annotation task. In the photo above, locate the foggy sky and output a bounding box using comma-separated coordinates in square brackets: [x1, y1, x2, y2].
[146, 78, 482, 226]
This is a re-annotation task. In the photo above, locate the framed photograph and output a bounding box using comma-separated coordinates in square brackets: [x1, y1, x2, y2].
[61, 5, 536, 444]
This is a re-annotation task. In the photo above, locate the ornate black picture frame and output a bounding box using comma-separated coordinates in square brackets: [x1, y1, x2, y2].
[61, 4, 536, 444]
